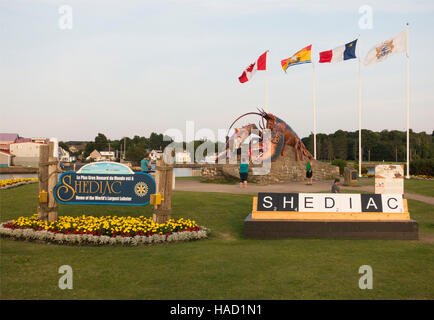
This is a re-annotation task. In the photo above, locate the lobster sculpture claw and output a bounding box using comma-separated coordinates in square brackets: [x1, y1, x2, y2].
[225, 108, 313, 162]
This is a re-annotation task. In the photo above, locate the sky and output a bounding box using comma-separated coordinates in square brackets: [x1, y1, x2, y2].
[1, 0, 433, 142]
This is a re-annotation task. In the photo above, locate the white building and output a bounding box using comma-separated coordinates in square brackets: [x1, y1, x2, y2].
[100, 151, 116, 161]
[150, 150, 163, 161]
[205, 153, 217, 163]
[175, 150, 192, 163]
[9, 142, 45, 166]
[58, 147, 75, 162]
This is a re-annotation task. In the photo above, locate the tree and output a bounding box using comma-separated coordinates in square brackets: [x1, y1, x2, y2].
[299, 129, 432, 162]
[83, 142, 96, 158]
[59, 141, 70, 153]
[94, 133, 108, 151]
[332, 130, 347, 160]
[125, 143, 147, 164]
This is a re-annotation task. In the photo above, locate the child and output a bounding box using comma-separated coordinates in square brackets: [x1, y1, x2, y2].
[331, 178, 340, 193]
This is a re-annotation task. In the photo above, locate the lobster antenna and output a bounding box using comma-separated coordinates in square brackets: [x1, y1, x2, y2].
[226, 111, 265, 137]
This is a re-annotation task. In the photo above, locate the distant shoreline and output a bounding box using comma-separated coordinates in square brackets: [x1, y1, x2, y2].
[0, 167, 37, 174]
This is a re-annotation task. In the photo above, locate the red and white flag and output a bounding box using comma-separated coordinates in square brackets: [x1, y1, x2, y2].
[238, 51, 268, 83]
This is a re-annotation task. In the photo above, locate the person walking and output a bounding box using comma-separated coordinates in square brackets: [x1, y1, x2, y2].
[306, 160, 313, 185]
[239, 158, 249, 188]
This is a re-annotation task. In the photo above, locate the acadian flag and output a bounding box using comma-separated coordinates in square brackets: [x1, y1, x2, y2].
[281, 45, 312, 72]
[238, 51, 268, 83]
[319, 39, 357, 63]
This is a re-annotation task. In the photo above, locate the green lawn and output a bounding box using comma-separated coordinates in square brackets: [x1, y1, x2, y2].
[0, 184, 433, 299]
[358, 177, 434, 197]
[175, 176, 201, 181]
[404, 179, 434, 197]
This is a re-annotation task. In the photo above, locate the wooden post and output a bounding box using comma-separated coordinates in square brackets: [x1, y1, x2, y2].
[152, 157, 173, 224]
[47, 142, 59, 222]
[37, 142, 59, 222]
[38, 144, 49, 221]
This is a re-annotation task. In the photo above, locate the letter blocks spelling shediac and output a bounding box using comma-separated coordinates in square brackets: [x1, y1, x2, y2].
[244, 193, 418, 240]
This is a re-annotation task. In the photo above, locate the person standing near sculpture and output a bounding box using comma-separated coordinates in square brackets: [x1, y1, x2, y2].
[239, 158, 249, 188]
[306, 160, 313, 185]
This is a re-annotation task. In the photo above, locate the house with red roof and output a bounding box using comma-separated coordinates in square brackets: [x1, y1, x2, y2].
[0, 133, 19, 152]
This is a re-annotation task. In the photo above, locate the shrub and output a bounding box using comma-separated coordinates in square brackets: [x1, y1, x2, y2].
[331, 158, 347, 175]
[410, 159, 434, 176]
[352, 163, 368, 175]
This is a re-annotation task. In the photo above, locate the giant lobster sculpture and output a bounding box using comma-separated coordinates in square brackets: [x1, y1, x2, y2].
[223, 108, 313, 162]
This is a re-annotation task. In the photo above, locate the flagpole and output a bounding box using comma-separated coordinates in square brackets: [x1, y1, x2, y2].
[265, 66, 269, 113]
[406, 23, 410, 179]
[312, 46, 317, 160]
[358, 36, 362, 178]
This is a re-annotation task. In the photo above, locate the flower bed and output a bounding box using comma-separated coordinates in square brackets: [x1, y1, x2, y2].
[0, 178, 38, 189]
[0, 214, 209, 246]
[409, 174, 433, 180]
[361, 173, 432, 180]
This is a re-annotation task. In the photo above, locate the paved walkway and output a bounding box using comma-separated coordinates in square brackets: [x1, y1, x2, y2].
[175, 179, 434, 206]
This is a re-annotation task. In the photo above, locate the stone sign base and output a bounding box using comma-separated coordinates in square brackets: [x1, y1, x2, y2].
[244, 214, 419, 240]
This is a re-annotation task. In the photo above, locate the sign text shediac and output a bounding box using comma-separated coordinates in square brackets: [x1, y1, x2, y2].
[54, 172, 156, 206]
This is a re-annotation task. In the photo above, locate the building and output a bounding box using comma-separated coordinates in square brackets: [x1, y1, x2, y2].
[9, 141, 46, 166]
[31, 137, 49, 144]
[87, 149, 102, 161]
[58, 147, 75, 163]
[0, 133, 19, 152]
[100, 151, 115, 161]
[86, 150, 115, 162]
[0, 150, 14, 167]
[69, 144, 85, 154]
[175, 150, 192, 163]
[150, 149, 163, 161]
[205, 153, 217, 163]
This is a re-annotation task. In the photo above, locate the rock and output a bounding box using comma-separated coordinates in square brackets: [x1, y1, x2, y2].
[201, 147, 339, 184]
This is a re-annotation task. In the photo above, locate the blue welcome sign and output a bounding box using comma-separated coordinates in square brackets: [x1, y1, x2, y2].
[54, 162, 156, 206]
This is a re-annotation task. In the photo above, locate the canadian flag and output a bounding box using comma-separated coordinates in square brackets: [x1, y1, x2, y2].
[238, 51, 268, 83]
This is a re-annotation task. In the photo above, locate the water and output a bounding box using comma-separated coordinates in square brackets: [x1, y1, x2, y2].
[0, 173, 38, 180]
[1, 166, 193, 180]
[173, 168, 192, 177]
